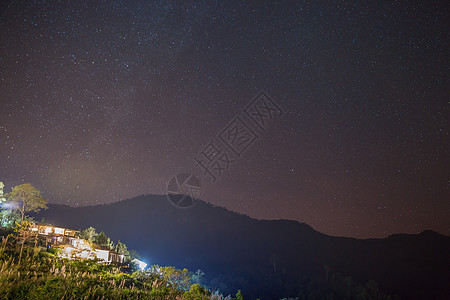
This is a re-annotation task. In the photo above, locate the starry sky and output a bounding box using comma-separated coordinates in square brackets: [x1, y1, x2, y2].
[0, 0, 448, 238]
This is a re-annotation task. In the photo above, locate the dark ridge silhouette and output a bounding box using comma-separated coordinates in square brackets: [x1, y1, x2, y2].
[34, 194, 450, 299]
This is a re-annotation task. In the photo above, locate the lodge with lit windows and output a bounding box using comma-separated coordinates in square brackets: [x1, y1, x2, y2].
[29, 223, 125, 264]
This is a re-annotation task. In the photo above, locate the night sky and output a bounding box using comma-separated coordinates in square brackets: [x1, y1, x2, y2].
[1, 1, 448, 238]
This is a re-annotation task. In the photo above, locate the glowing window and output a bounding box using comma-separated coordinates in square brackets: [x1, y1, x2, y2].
[54, 228, 64, 235]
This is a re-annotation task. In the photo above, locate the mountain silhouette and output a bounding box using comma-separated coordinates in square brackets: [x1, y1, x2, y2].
[34, 194, 450, 299]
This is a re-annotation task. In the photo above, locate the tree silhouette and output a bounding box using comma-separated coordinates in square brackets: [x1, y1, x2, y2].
[6, 183, 48, 222]
[95, 231, 108, 247]
[269, 253, 279, 273]
[115, 240, 129, 255]
[80, 227, 98, 242]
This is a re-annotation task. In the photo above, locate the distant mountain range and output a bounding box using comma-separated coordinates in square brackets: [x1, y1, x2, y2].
[34, 195, 450, 299]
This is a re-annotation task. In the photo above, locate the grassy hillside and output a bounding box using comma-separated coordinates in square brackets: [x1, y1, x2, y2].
[0, 240, 231, 299]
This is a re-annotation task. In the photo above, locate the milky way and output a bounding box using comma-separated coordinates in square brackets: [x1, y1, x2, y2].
[0, 1, 448, 238]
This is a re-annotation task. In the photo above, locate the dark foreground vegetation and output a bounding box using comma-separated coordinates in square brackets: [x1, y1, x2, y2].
[0, 246, 243, 299]
[0, 221, 396, 300]
[0, 247, 395, 300]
